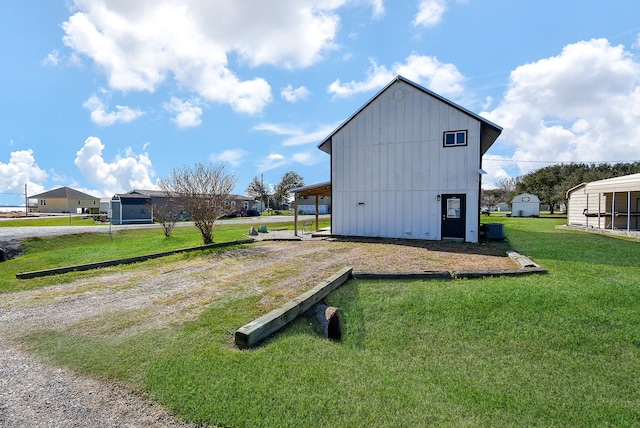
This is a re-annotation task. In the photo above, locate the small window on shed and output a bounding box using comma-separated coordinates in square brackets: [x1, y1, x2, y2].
[443, 130, 467, 147]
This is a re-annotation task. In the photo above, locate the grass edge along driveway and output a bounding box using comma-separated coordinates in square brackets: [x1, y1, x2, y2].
[23, 217, 640, 427]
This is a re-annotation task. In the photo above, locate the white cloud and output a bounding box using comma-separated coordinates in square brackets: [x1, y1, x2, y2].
[210, 149, 249, 167]
[257, 153, 288, 172]
[164, 97, 203, 128]
[0, 150, 48, 199]
[367, 0, 385, 18]
[328, 53, 465, 98]
[413, 0, 447, 28]
[43, 49, 60, 66]
[253, 122, 338, 146]
[74, 136, 157, 196]
[292, 151, 323, 166]
[83, 93, 144, 126]
[281, 85, 311, 103]
[61, 1, 358, 115]
[483, 38, 640, 175]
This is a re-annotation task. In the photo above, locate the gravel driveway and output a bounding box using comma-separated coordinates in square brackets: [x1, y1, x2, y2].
[0, 228, 516, 427]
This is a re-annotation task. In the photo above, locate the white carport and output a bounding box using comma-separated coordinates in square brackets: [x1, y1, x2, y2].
[582, 173, 640, 232]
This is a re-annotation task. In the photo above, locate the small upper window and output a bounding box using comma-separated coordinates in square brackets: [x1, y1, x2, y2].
[444, 130, 467, 147]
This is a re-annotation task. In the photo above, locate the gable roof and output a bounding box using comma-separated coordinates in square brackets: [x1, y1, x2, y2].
[29, 186, 98, 200]
[318, 75, 502, 156]
[130, 189, 253, 200]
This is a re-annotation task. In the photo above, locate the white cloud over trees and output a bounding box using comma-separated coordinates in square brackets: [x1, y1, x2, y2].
[74, 136, 157, 196]
[483, 38, 640, 185]
[210, 149, 250, 167]
[0, 150, 48, 201]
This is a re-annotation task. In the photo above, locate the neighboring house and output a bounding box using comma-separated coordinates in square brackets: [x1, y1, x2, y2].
[511, 193, 540, 217]
[315, 75, 502, 242]
[566, 173, 640, 231]
[110, 191, 153, 225]
[496, 202, 510, 212]
[29, 186, 100, 214]
[122, 189, 253, 221]
[228, 195, 254, 216]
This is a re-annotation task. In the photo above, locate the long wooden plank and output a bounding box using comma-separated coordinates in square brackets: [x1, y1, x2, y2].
[16, 239, 254, 279]
[235, 267, 353, 349]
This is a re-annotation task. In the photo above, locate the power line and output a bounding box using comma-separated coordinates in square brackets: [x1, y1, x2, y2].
[483, 159, 640, 164]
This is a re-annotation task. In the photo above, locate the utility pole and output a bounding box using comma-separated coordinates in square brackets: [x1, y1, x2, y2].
[261, 173, 265, 212]
[24, 183, 28, 217]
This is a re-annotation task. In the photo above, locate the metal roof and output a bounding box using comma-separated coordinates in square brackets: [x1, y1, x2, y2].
[318, 75, 502, 156]
[290, 181, 331, 197]
[585, 173, 640, 193]
[29, 186, 99, 200]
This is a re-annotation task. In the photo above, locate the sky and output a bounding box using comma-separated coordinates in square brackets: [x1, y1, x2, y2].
[2, 1, 640, 205]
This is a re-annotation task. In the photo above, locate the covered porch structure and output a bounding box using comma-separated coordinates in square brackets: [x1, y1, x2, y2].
[291, 182, 331, 237]
[583, 173, 640, 232]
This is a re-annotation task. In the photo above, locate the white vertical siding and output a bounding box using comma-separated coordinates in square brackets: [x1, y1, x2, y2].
[331, 80, 483, 241]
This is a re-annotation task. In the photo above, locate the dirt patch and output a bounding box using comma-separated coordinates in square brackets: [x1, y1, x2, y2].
[1, 239, 516, 340]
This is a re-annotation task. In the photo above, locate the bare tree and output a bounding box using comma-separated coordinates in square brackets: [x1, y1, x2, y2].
[153, 198, 179, 237]
[496, 177, 520, 203]
[159, 163, 237, 244]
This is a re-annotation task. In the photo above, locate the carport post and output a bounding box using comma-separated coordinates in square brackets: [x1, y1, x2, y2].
[315, 195, 319, 232]
[294, 193, 299, 237]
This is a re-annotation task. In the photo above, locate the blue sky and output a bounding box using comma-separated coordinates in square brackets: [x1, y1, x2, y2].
[2, 1, 640, 205]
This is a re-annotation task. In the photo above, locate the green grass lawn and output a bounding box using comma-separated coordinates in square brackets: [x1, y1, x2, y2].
[0, 216, 99, 227]
[16, 217, 640, 426]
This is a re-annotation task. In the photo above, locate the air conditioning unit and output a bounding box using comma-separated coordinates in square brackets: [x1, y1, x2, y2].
[484, 223, 505, 240]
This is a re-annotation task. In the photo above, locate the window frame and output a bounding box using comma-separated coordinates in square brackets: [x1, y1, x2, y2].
[443, 130, 468, 148]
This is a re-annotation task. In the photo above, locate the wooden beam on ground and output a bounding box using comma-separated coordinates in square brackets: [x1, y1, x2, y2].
[235, 266, 353, 349]
[506, 251, 540, 268]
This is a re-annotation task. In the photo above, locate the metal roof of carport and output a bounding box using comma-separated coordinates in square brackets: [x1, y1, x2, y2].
[291, 182, 331, 197]
[585, 173, 640, 193]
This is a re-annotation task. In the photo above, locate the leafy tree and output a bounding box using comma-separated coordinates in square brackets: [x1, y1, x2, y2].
[273, 171, 304, 210]
[516, 165, 564, 214]
[246, 176, 268, 211]
[515, 162, 640, 214]
[159, 162, 237, 244]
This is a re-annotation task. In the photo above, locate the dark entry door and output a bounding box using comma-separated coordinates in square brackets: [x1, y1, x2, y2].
[441, 194, 466, 239]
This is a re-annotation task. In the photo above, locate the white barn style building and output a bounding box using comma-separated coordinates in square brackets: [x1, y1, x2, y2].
[511, 193, 540, 217]
[566, 173, 640, 232]
[316, 76, 502, 243]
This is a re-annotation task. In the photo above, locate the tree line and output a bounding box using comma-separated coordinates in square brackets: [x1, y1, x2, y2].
[482, 162, 640, 214]
[244, 171, 304, 211]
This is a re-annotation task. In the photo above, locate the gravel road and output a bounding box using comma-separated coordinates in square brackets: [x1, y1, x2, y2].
[0, 337, 196, 428]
